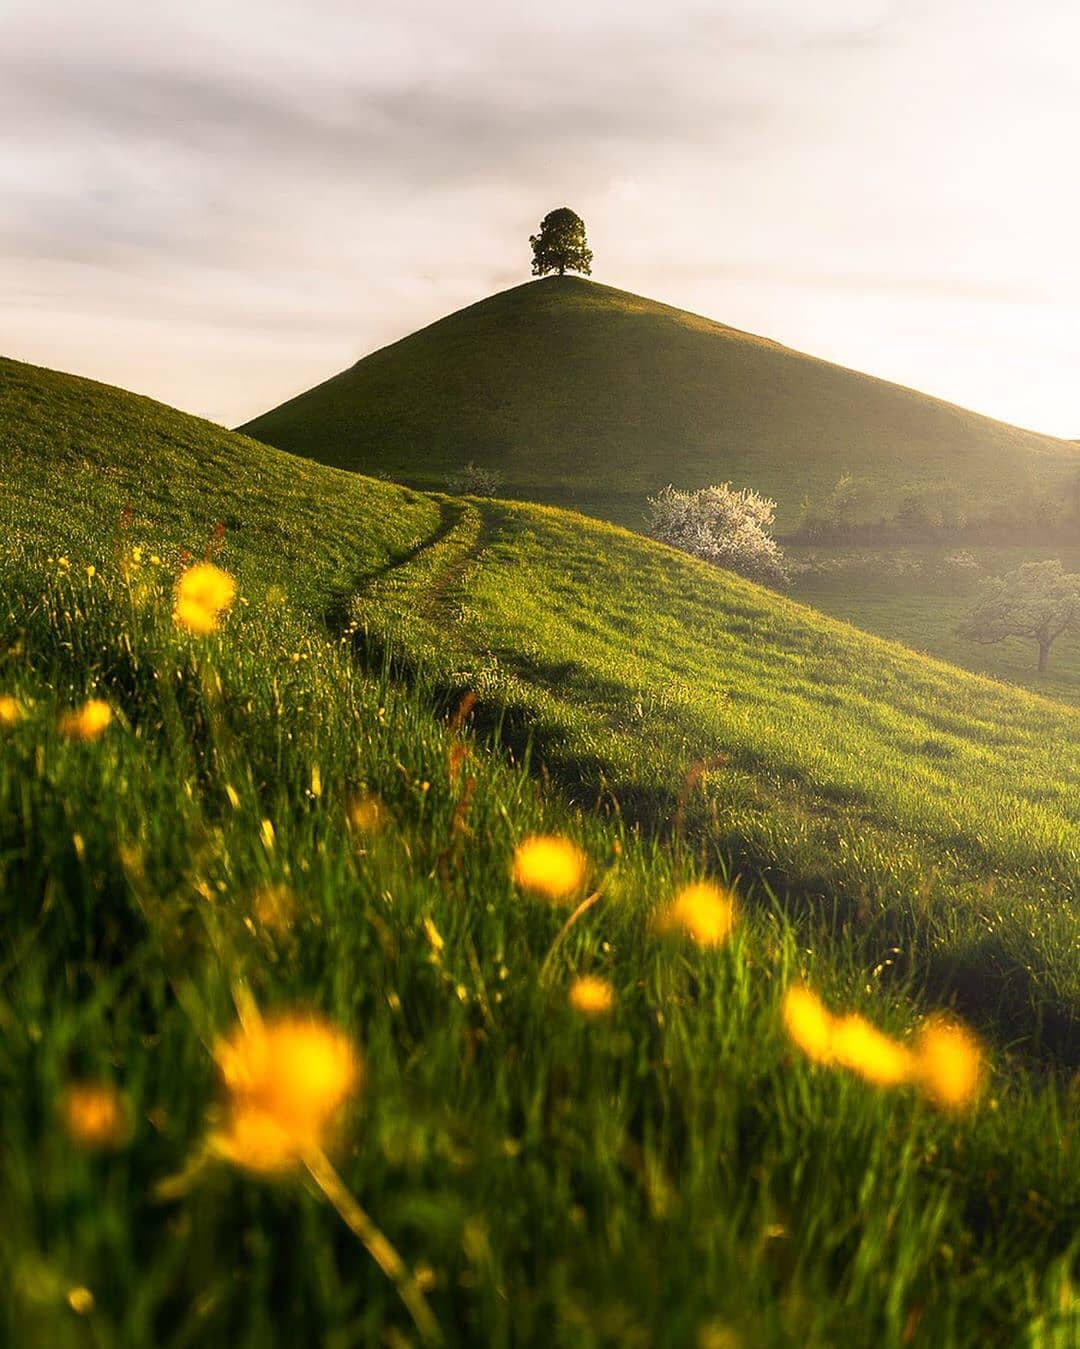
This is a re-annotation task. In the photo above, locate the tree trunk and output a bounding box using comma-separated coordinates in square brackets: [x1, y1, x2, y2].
[1038, 638, 1050, 674]
[558, 264, 565, 276]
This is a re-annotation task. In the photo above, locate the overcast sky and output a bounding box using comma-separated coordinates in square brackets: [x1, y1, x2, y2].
[3, 0, 1079, 435]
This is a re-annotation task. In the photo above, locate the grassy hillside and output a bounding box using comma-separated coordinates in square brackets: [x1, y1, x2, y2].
[787, 543, 1080, 708]
[239, 277, 1080, 533]
[2, 355, 1079, 1345]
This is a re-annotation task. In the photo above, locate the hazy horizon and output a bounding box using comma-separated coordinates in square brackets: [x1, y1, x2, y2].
[3, 0, 1079, 437]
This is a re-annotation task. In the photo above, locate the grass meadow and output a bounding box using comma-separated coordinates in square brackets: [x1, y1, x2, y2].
[1, 355, 1078, 1345]
[786, 544, 1080, 708]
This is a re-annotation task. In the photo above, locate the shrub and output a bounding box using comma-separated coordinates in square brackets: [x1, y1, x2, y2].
[645, 483, 788, 586]
[446, 461, 502, 497]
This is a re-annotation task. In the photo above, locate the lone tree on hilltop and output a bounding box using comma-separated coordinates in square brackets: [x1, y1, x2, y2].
[530, 207, 593, 277]
[957, 559, 1080, 674]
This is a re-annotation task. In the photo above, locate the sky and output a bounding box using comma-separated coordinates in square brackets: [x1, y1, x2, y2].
[3, 0, 1079, 435]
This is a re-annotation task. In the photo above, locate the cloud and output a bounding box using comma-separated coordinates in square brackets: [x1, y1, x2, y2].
[1, 0, 1079, 435]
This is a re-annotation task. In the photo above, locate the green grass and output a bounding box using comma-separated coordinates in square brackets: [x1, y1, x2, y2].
[238, 276, 1080, 533]
[2, 355, 1079, 1345]
[787, 544, 1080, 708]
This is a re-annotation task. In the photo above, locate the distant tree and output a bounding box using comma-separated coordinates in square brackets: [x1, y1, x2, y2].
[957, 559, 1080, 674]
[646, 483, 788, 586]
[446, 461, 502, 497]
[795, 472, 880, 541]
[530, 208, 593, 278]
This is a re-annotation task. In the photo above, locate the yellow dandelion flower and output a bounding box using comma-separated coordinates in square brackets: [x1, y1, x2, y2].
[830, 1014, 915, 1087]
[211, 1013, 361, 1172]
[569, 975, 615, 1017]
[173, 562, 236, 634]
[916, 1017, 983, 1111]
[782, 983, 917, 1089]
[0, 695, 24, 727]
[512, 835, 587, 902]
[60, 1082, 130, 1149]
[210, 1104, 303, 1174]
[58, 699, 113, 741]
[655, 881, 737, 948]
[782, 984, 835, 1065]
[67, 1287, 95, 1316]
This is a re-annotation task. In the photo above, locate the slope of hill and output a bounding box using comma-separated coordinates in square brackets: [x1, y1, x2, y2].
[239, 277, 1080, 532]
[2, 355, 1079, 1345]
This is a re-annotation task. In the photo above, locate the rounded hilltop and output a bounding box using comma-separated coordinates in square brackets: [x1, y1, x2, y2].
[239, 275, 1080, 534]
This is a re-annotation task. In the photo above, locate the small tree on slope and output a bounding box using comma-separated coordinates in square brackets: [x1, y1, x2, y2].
[646, 483, 788, 587]
[957, 559, 1080, 674]
[530, 208, 593, 277]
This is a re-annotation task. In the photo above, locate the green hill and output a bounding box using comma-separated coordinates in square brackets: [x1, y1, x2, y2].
[3, 354, 1079, 1345]
[239, 276, 1080, 533]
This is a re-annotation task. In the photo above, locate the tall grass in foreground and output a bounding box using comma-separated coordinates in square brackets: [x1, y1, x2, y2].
[0, 548, 1076, 1346]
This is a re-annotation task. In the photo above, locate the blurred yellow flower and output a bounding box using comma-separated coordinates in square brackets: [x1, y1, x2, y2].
[173, 562, 236, 634]
[782, 984, 834, 1065]
[60, 1082, 130, 1149]
[916, 1017, 983, 1110]
[512, 835, 587, 902]
[831, 1014, 915, 1087]
[655, 881, 737, 947]
[0, 695, 24, 727]
[211, 1013, 361, 1173]
[569, 975, 615, 1016]
[59, 699, 113, 741]
[210, 1104, 303, 1174]
[67, 1287, 95, 1316]
[782, 984, 916, 1088]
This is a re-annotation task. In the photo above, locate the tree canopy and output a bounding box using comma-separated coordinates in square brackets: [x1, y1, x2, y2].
[530, 208, 593, 278]
[957, 559, 1080, 673]
[645, 482, 788, 586]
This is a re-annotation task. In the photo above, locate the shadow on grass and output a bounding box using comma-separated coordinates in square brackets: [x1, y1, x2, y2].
[343, 625, 1080, 1072]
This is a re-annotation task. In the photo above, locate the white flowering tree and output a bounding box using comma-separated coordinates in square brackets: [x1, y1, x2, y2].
[645, 483, 788, 586]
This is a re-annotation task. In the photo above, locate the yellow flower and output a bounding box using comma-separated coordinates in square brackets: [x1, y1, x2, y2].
[0, 695, 24, 727]
[782, 984, 834, 1065]
[512, 835, 587, 902]
[830, 1014, 915, 1087]
[569, 975, 615, 1017]
[654, 881, 737, 948]
[59, 699, 113, 741]
[782, 983, 917, 1089]
[173, 562, 236, 634]
[915, 1017, 983, 1110]
[211, 1013, 361, 1173]
[60, 1082, 130, 1149]
[67, 1287, 95, 1316]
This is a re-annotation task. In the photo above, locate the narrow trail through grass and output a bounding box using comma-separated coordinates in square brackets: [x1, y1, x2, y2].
[2, 355, 1078, 1345]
